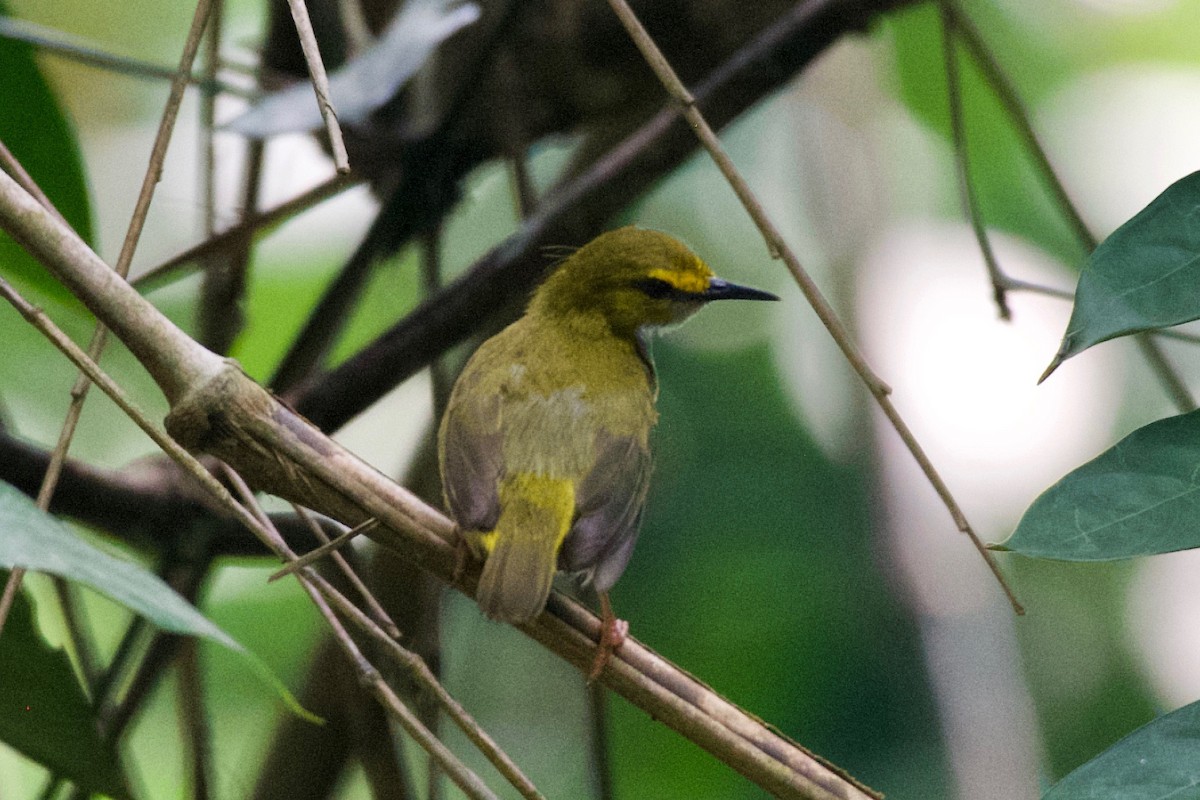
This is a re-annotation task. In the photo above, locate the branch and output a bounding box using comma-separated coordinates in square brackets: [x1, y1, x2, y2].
[602, 0, 1022, 613]
[0, 154, 875, 800]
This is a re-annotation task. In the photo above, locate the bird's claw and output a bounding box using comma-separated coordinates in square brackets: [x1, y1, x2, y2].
[588, 614, 628, 682]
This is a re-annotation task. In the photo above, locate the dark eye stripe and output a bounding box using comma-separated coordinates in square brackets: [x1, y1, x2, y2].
[633, 277, 689, 300]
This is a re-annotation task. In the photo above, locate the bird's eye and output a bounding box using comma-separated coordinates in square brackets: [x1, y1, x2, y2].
[633, 277, 676, 299]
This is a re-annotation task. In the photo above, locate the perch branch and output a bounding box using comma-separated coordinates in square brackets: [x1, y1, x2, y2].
[0, 159, 876, 800]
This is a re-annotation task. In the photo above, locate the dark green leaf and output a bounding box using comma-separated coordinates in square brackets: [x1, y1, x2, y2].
[0, 0, 94, 306]
[1044, 171, 1200, 379]
[0, 482, 317, 722]
[1043, 699, 1200, 799]
[0, 481, 237, 648]
[0, 582, 129, 798]
[1000, 409, 1200, 560]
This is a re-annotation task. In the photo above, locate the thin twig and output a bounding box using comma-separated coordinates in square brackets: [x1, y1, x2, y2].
[0, 139, 68, 226]
[588, 683, 614, 800]
[939, 2, 1009, 320]
[0, 145, 98, 667]
[132, 172, 355, 292]
[179, 640, 214, 800]
[0, 0, 214, 640]
[290, 509, 399, 637]
[604, 0, 1023, 614]
[297, 554, 546, 800]
[1136, 337, 1196, 412]
[200, 0, 222, 239]
[269, 517, 377, 581]
[221, 469, 501, 800]
[942, 2, 1093, 254]
[0, 16, 253, 98]
[947, 0, 1195, 412]
[282, 0, 350, 173]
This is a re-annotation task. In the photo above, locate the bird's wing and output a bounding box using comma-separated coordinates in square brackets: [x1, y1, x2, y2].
[439, 387, 504, 532]
[559, 426, 652, 591]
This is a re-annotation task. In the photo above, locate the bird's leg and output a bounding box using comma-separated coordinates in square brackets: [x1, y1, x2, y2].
[588, 592, 628, 682]
[451, 531, 473, 584]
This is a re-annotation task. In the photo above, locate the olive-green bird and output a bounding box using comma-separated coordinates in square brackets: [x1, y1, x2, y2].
[438, 226, 778, 676]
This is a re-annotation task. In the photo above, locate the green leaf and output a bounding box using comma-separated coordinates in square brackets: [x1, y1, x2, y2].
[0, 0, 94, 306]
[1043, 699, 1200, 799]
[0, 481, 319, 724]
[0, 481, 238, 648]
[1043, 171, 1200, 380]
[999, 409, 1200, 560]
[0, 582, 130, 798]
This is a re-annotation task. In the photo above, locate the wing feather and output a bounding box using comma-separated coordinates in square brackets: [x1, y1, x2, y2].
[559, 427, 652, 588]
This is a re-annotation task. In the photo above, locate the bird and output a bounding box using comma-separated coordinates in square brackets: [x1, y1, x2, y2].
[437, 226, 779, 679]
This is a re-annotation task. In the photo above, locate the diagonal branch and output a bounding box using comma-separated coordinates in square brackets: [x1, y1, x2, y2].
[0, 151, 877, 800]
[602, 0, 1023, 613]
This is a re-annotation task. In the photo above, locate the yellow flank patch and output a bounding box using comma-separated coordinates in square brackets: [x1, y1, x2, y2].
[499, 473, 576, 549]
[648, 265, 711, 295]
[474, 530, 500, 554]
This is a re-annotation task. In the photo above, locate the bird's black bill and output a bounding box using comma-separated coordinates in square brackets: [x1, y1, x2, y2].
[700, 278, 779, 302]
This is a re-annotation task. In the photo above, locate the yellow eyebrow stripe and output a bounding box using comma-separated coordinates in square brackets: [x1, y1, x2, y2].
[647, 267, 710, 295]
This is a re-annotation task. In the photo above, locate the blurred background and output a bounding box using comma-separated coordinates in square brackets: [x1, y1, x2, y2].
[3, 0, 1200, 797]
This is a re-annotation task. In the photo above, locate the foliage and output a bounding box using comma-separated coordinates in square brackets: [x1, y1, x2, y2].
[1006, 169, 1200, 794]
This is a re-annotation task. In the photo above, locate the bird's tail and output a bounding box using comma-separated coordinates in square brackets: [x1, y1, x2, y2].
[476, 474, 575, 624]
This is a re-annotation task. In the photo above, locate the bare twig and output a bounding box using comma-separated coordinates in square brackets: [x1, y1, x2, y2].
[0, 16, 252, 98]
[1136, 337, 1196, 412]
[0, 139, 68, 226]
[299, 558, 547, 800]
[290, 509, 398, 637]
[0, 0, 215, 637]
[588, 683, 614, 800]
[221, 468, 501, 800]
[133, 172, 354, 292]
[604, 0, 1023, 615]
[282, 0, 350, 173]
[943, 1, 1093, 254]
[179, 640, 214, 800]
[939, 2, 1009, 320]
[200, 0, 223, 239]
[269, 517, 377, 581]
[946, 0, 1195, 412]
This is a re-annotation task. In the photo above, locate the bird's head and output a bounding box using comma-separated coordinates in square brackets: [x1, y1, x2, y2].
[531, 227, 778, 336]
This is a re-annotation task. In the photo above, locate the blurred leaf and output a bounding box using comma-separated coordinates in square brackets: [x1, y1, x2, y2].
[1043, 171, 1200, 379]
[0, 0, 93, 305]
[0, 582, 129, 798]
[1043, 699, 1200, 800]
[885, 2, 1080, 263]
[0, 481, 237, 645]
[0, 481, 318, 722]
[1000, 410, 1200, 560]
[228, 0, 480, 136]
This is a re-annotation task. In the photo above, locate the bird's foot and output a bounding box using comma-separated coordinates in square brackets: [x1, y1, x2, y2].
[588, 594, 628, 682]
